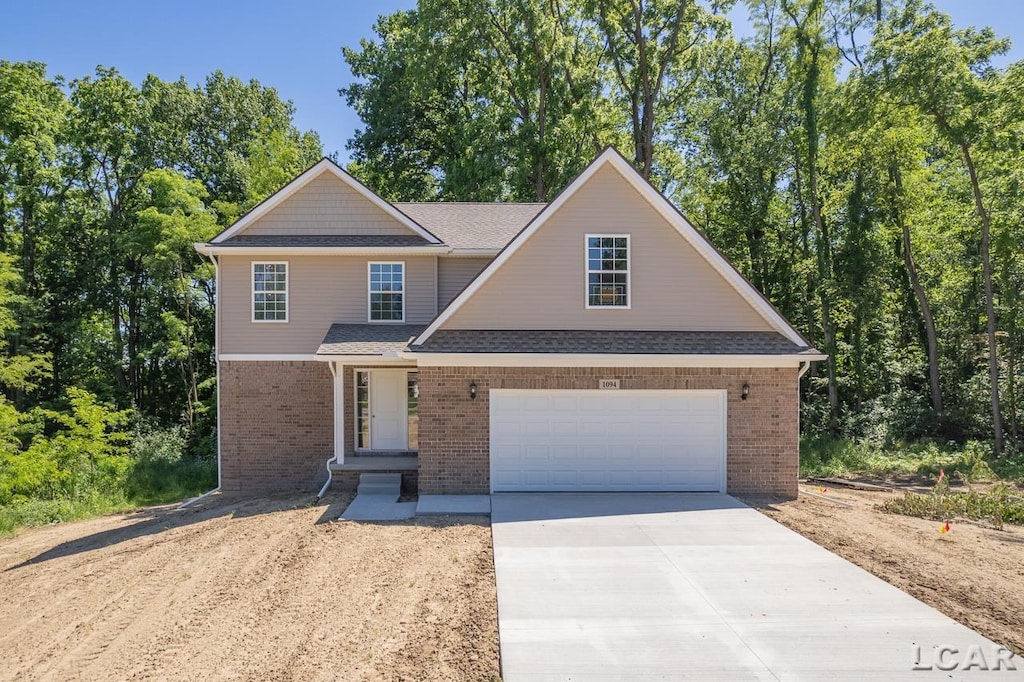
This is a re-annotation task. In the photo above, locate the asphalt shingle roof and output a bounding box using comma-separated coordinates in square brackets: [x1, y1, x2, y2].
[411, 330, 818, 355]
[220, 235, 433, 247]
[317, 324, 427, 356]
[395, 202, 545, 250]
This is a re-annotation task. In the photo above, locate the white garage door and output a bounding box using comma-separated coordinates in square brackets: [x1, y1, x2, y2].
[490, 389, 726, 492]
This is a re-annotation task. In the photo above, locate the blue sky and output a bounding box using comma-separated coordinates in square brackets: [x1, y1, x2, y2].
[4, 1, 1021, 162]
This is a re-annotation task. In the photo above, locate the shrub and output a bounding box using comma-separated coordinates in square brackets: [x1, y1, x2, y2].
[800, 436, 1016, 483]
[881, 473, 1024, 529]
[123, 421, 215, 504]
[0, 394, 217, 535]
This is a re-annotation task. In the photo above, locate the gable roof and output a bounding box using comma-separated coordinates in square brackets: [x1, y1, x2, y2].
[210, 157, 442, 245]
[395, 202, 545, 250]
[413, 147, 810, 348]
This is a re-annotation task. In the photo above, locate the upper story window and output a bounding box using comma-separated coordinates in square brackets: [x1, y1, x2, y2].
[252, 262, 288, 322]
[586, 235, 630, 308]
[369, 262, 405, 322]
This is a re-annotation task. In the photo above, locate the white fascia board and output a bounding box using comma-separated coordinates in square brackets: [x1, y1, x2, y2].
[413, 148, 809, 348]
[210, 158, 442, 244]
[218, 354, 317, 362]
[446, 248, 501, 257]
[312, 354, 417, 364]
[196, 245, 451, 257]
[402, 352, 825, 368]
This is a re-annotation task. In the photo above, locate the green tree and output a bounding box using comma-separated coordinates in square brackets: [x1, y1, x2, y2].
[867, 0, 1011, 451]
[588, 0, 730, 182]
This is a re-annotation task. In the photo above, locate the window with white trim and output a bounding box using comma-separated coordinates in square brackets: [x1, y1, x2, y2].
[368, 262, 404, 321]
[586, 235, 629, 307]
[252, 262, 288, 322]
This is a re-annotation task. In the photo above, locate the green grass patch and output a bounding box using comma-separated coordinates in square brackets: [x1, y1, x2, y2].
[0, 393, 218, 538]
[0, 492, 135, 537]
[800, 437, 1023, 483]
[881, 478, 1024, 528]
[0, 455, 216, 538]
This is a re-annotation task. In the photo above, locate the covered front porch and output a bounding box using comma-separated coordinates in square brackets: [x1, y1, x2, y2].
[315, 324, 425, 481]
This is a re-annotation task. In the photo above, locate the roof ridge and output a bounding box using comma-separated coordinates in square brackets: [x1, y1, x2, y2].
[394, 201, 547, 206]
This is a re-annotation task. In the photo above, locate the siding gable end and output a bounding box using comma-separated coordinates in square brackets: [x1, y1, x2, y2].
[415, 149, 807, 344]
[211, 159, 439, 243]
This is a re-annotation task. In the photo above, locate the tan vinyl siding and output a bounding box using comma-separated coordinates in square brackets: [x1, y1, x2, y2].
[437, 256, 492, 309]
[219, 255, 437, 354]
[241, 173, 418, 237]
[443, 164, 773, 331]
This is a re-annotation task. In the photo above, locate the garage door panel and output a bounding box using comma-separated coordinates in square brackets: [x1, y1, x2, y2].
[491, 389, 725, 493]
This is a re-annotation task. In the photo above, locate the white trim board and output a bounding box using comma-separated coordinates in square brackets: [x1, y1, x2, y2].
[195, 244, 450, 257]
[413, 148, 810, 347]
[402, 352, 825, 368]
[218, 354, 318, 362]
[313, 355, 415, 364]
[209, 158, 441, 244]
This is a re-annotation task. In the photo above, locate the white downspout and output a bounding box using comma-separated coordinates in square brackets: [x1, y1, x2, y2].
[180, 252, 222, 509]
[315, 361, 341, 502]
[798, 360, 811, 379]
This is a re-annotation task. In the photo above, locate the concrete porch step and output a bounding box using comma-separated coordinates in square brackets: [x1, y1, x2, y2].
[330, 455, 417, 472]
[357, 473, 402, 497]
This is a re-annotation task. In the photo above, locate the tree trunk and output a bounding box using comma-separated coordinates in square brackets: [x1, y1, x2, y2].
[808, 167, 840, 436]
[960, 141, 1004, 454]
[892, 166, 942, 415]
[1008, 329, 1018, 444]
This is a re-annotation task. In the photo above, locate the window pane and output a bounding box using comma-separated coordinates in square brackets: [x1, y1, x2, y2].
[370, 264, 404, 320]
[253, 263, 286, 320]
[407, 372, 419, 450]
[370, 293, 403, 320]
[585, 237, 627, 306]
[356, 372, 369, 449]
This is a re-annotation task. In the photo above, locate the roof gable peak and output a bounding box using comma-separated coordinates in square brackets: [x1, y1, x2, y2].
[210, 157, 441, 244]
[413, 146, 809, 347]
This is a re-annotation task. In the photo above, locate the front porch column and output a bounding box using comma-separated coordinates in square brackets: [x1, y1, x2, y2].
[333, 361, 345, 464]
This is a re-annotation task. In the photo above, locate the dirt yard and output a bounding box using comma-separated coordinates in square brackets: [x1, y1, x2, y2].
[0, 493, 499, 681]
[743, 483, 1024, 656]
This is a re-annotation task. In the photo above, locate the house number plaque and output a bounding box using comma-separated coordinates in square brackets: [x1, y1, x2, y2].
[599, 379, 620, 390]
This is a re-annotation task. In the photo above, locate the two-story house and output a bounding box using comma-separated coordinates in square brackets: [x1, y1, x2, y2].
[195, 148, 823, 499]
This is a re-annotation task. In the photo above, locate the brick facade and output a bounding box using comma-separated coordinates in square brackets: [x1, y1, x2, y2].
[219, 362, 799, 498]
[220, 361, 333, 492]
[417, 366, 799, 498]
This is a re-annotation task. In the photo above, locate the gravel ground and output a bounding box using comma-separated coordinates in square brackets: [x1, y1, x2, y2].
[0, 493, 499, 681]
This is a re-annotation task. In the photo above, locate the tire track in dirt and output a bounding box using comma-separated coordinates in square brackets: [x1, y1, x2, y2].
[0, 494, 499, 681]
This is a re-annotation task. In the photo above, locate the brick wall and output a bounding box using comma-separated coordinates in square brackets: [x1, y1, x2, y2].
[220, 361, 333, 492]
[417, 366, 799, 498]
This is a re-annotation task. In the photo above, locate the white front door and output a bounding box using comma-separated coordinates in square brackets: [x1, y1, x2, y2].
[490, 389, 727, 492]
[371, 370, 407, 450]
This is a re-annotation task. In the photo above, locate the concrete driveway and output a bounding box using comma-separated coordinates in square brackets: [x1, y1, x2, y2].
[491, 493, 1022, 681]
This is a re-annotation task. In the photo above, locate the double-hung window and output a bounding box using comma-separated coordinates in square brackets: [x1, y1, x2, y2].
[586, 235, 630, 308]
[252, 262, 288, 322]
[368, 262, 405, 322]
